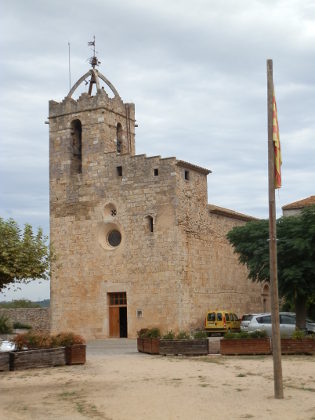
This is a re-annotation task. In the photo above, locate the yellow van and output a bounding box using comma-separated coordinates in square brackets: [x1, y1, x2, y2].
[204, 310, 241, 335]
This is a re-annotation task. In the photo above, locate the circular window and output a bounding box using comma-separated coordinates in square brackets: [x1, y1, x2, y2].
[107, 230, 121, 247]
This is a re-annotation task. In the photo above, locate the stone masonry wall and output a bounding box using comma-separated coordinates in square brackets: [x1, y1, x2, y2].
[50, 153, 184, 338]
[174, 165, 263, 330]
[0, 308, 50, 332]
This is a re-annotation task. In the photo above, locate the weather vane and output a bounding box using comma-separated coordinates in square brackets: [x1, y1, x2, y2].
[88, 35, 101, 68]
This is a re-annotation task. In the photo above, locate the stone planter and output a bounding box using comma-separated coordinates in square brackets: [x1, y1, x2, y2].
[280, 338, 315, 355]
[159, 339, 208, 356]
[9, 347, 66, 371]
[65, 344, 86, 365]
[220, 338, 271, 355]
[0, 352, 10, 371]
[137, 338, 160, 354]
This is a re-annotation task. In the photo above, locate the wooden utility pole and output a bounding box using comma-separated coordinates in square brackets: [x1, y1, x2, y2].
[267, 59, 284, 399]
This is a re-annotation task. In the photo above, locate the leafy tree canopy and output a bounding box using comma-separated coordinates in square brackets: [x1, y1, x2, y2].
[227, 206, 315, 328]
[0, 299, 42, 308]
[0, 217, 50, 292]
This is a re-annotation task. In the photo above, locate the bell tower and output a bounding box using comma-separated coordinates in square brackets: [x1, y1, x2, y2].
[49, 47, 135, 185]
[49, 45, 136, 335]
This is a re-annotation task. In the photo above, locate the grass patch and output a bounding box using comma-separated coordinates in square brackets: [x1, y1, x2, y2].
[58, 389, 104, 418]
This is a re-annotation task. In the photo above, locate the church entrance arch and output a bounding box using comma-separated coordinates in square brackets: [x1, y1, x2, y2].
[108, 292, 127, 338]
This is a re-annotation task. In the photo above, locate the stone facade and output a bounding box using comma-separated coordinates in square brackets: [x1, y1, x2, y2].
[49, 66, 265, 339]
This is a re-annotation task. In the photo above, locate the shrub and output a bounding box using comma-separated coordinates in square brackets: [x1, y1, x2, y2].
[137, 328, 161, 338]
[291, 329, 306, 340]
[249, 330, 268, 339]
[53, 332, 85, 347]
[224, 330, 267, 339]
[12, 331, 85, 350]
[13, 321, 32, 330]
[146, 328, 161, 338]
[137, 328, 149, 338]
[193, 330, 208, 339]
[0, 299, 41, 308]
[13, 332, 53, 350]
[162, 330, 175, 340]
[0, 315, 13, 334]
[176, 331, 191, 340]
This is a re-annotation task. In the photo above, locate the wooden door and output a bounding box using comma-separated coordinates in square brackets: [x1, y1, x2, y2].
[109, 306, 120, 337]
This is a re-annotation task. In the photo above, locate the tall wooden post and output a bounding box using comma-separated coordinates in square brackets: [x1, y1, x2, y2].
[267, 59, 284, 399]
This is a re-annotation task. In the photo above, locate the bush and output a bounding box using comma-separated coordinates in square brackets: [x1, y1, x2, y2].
[176, 331, 191, 339]
[13, 332, 53, 350]
[224, 330, 267, 339]
[137, 328, 149, 338]
[12, 331, 85, 350]
[193, 330, 208, 339]
[0, 315, 13, 334]
[53, 332, 85, 347]
[13, 321, 32, 330]
[0, 299, 41, 308]
[146, 328, 161, 338]
[162, 330, 175, 340]
[137, 328, 161, 338]
[291, 330, 306, 340]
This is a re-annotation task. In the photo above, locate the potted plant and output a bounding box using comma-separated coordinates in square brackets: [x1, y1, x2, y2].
[11, 332, 66, 370]
[137, 328, 161, 354]
[9, 331, 86, 370]
[54, 332, 86, 365]
[159, 331, 208, 356]
[220, 330, 271, 355]
[280, 330, 315, 355]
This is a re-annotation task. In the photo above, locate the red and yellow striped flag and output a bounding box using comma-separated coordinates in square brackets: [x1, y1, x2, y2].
[272, 91, 282, 188]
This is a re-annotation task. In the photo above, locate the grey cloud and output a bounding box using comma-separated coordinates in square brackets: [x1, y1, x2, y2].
[1, 0, 314, 300]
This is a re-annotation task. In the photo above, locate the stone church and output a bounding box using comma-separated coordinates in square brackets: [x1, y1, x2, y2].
[49, 58, 266, 339]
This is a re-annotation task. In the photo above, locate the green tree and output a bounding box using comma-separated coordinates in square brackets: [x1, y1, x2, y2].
[227, 206, 315, 330]
[0, 217, 50, 292]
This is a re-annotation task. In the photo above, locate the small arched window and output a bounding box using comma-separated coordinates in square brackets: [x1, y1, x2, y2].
[71, 119, 82, 173]
[116, 123, 123, 153]
[146, 216, 154, 233]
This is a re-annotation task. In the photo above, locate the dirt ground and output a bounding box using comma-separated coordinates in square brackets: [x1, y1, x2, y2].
[1, 348, 315, 420]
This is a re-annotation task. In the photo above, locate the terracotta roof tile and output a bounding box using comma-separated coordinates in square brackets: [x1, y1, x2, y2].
[282, 196, 315, 210]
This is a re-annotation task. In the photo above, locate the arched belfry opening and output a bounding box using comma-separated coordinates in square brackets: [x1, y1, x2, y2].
[71, 119, 82, 174]
[116, 123, 123, 153]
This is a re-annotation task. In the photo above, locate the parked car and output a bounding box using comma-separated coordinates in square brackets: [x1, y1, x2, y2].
[247, 312, 315, 336]
[285, 312, 315, 334]
[240, 314, 259, 332]
[204, 310, 241, 335]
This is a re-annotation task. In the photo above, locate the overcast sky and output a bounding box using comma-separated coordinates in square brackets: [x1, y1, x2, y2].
[1, 0, 314, 301]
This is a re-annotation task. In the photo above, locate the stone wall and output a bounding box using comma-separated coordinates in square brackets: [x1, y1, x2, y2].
[0, 308, 50, 332]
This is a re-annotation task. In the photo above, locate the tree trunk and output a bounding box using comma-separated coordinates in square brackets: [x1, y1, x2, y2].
[295, 295, 307, 330]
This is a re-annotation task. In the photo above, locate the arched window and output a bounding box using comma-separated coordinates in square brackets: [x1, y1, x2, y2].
[262, 283, 270, 312]
[71, 119, 82, 173]
[116, 123, 123, 153]
[146, 216, 154, 233]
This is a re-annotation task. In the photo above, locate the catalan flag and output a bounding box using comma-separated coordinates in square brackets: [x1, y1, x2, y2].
[272, 91, 281, 188]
